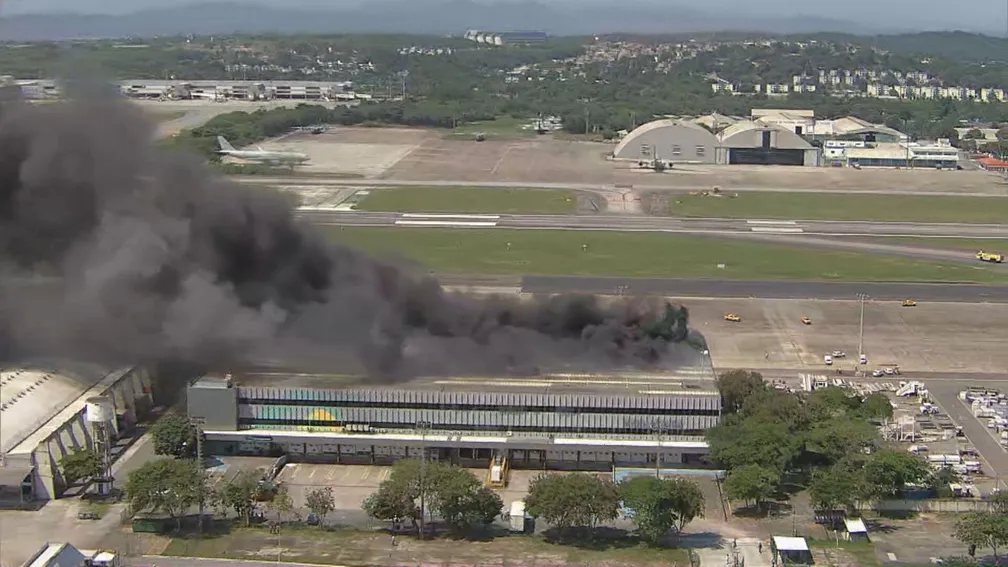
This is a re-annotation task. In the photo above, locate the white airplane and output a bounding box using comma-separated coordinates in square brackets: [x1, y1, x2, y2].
[217, 136, 310, 166]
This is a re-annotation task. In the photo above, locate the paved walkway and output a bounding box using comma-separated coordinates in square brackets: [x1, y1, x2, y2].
[695, 537, 770, 567]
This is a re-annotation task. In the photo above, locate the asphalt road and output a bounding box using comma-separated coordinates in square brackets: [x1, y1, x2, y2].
[236, 175, 1008, 197]
[520, 276, 1008, 302]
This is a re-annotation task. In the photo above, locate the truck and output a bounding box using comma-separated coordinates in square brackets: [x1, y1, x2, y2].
[977, 250, 1004, 263]
[509, 500, 529, 533]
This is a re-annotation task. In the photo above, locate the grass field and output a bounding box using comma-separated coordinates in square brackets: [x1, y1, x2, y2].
[669, 191, 1008, 223]
[162, 525, 689, 567]
[354, 187, 577, 214]
[322, 227, 1008, 283]
[148, 110, 187, 123]
[872, 237, 1008, 251]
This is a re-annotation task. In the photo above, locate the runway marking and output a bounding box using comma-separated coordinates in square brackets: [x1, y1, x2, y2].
[746, 220, 798, 225]
[395, 220, 499, 227]
[750, 227, 805, 233]
[490, 145, 516, 175]
[400, 213, 501, 220]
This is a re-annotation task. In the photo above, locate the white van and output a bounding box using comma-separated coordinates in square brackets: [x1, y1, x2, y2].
[824, 355, 833, 365]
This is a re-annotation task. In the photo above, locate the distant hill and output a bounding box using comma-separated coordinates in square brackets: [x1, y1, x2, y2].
[0, 0, 907, 41]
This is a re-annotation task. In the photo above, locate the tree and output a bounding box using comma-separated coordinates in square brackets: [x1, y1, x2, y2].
[965, 128, 985, 140]
[955, 512, 1008, 560]
[989, 490, 1008, 515]
[364, 460, 503, 534]
[618, 476, 705, 544]
[804, 418, 877, 466]
[862, 449, 932, 499]
[428, 466, 503, 532]
[859, 392, 894, 421]
[809, 465, 862, 512]
[526, 473, 620, 531]
[723, 465, 779, 511]
[305, 486, 335, 528]
[716, 370, 766, 414]
[363, 481, 420, 529]
[126, 458, 201, 529]
[60, 448, 103, 486]
[707, 420, 800, 473]
[266, 484, 294, 523]
[150, 414, 195, 458]
[221, 471, 260, 526]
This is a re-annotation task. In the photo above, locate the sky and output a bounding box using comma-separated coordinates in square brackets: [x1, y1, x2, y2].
[3, 0, 1007, 34]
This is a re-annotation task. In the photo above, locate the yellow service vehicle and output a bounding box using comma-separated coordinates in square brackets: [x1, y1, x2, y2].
[902, 299, 917, 307]
[724, 313, 741, 322]
[977, 250, 1004, 263]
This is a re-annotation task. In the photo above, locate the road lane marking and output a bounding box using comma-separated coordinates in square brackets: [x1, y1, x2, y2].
[395, 220, 499, 227]
[746, 220, 797, 225]
[400, 213, 501, 220]
[749, 227, 804, 233]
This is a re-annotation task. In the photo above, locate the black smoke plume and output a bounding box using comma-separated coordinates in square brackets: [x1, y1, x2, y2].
[0, 96, 701, 379]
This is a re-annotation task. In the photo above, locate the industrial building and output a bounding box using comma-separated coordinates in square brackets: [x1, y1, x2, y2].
[716, 121, 820, 166]
[843, 140, 960, 169]
[463, 30, 548, 45]
[0, 364, 153, 501]
[187, 370, 720, 471]
[8, 79, 356, 102]
[611, 119, 719, 164]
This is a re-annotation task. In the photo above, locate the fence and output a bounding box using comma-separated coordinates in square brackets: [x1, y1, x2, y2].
[870, 499, 994, 513]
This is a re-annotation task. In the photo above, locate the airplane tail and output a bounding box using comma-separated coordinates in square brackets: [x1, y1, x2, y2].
[217, 136, 235, 152]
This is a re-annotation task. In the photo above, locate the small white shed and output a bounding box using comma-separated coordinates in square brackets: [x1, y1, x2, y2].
[844, 517, 870, 541]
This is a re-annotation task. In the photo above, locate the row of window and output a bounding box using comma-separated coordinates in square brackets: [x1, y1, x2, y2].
[238, 418, 706, 436]
[239, 400, 721, 416]
[640, 144, 706, 157]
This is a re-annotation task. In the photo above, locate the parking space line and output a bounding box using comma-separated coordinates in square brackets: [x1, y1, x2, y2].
[326, 468, 338, 481]
[309, 467, 318, 479]
[289, 464, 301, 480]
[379, 468, 391, 482]
[339, 468, 353, 482]
[361, 466, 373, 481]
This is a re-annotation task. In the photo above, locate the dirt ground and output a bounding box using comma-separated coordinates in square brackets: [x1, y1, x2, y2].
[269, 127, 1008, 194]
[683, 298, 1008, 373]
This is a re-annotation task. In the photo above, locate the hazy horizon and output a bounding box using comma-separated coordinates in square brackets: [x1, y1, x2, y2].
[3, 0, 1007, 35]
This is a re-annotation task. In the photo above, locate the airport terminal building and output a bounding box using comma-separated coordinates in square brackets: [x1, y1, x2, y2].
[188, 372, 720, 470]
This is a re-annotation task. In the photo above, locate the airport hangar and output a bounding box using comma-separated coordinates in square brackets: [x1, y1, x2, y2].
[612, 118, 819, 167]
[187, 370, 721, 471]
[0, 364, 153, 501]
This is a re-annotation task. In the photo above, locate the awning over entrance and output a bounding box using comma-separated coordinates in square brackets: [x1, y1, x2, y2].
[0, 463, 34, 487]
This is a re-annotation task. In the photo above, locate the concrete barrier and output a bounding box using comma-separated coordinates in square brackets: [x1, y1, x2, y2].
[871, 498, 994, 513]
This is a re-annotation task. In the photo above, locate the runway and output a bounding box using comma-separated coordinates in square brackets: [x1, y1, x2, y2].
[296, 209, 1008, 239]
[519, 276, 1008, 302]
[296, 208, 1008, 265]
[236, 175, 1008, 197]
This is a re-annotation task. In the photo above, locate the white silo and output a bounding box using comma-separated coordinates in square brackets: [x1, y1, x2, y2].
[86, 397, 115, 495]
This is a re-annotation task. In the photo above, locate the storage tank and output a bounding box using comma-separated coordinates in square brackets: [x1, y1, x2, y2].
[86, 397, 115, 423]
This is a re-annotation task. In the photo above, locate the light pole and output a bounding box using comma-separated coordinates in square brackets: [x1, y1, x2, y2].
[857, 293, 868, 363]
[417, 420, 431, 538]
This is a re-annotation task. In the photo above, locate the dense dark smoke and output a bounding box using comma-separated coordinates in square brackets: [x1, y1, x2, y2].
[0, 95, 702, 379]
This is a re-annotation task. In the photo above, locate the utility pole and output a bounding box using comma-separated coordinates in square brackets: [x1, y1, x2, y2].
[190, 417, 206, 535]
[417, 420, 430, 538]
[857, 293, 868, 363]
[584, 107, 590, 135]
